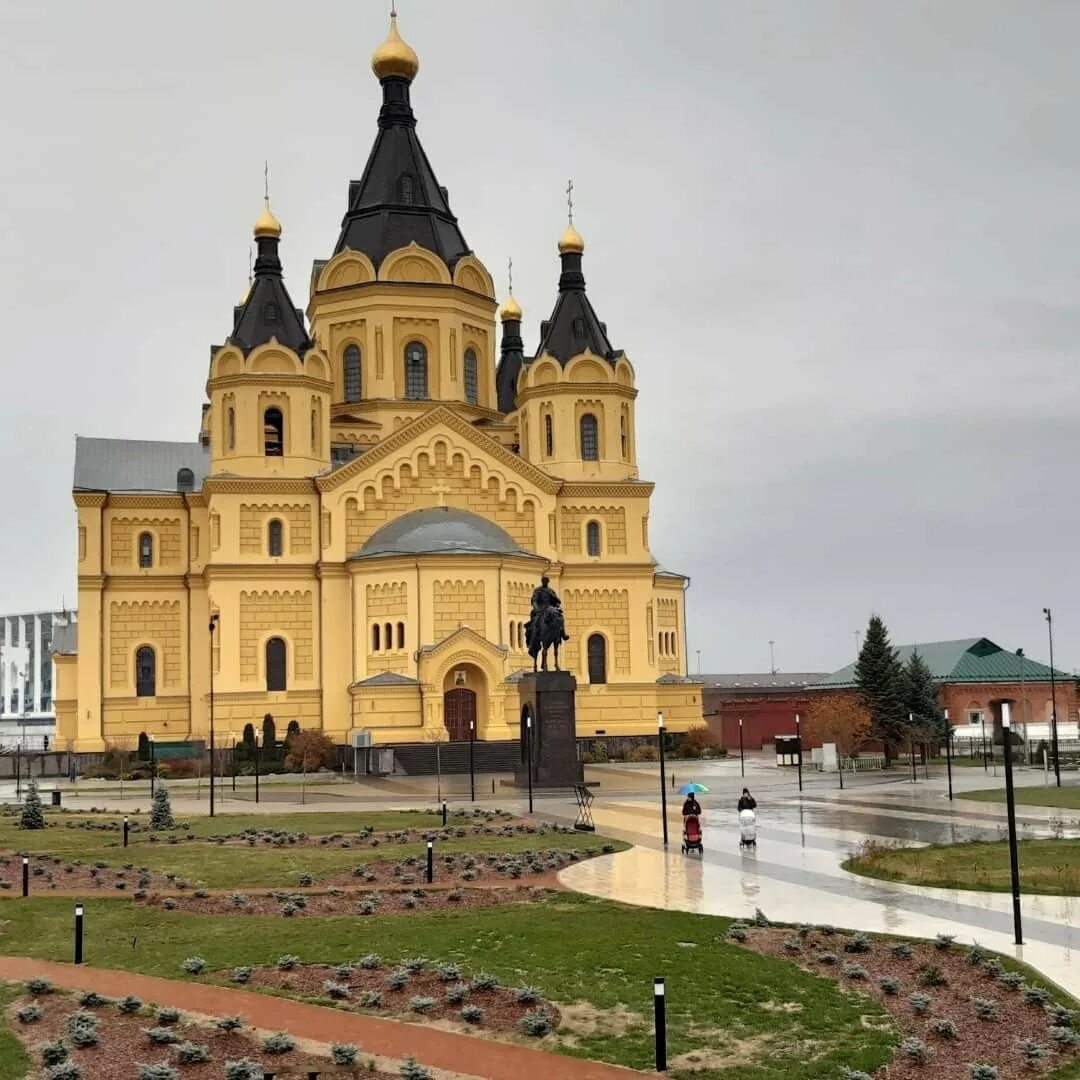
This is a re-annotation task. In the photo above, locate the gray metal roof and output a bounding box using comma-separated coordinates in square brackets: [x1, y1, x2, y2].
[52, 620, 78, 656]
[74, 436, 209, 494]
[701, 673, 827, 691]
[355, 672, 418, 687]
[350, 507, 540, 560]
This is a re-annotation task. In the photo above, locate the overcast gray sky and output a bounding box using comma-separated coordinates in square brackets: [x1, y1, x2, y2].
[1, 0, 1077, 675]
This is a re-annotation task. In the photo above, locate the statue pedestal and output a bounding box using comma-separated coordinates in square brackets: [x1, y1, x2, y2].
[515, 671, 583, 788]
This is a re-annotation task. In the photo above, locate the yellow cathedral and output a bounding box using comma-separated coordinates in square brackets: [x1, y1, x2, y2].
[53, 14, 702, 752]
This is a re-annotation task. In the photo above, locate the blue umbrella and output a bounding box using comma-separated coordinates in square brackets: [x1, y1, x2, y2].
[678, 782, 710, 795]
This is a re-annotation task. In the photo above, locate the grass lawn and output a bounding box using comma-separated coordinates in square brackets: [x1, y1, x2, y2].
[0, 984, 29, 1080]
[845, 837, 1080, 894]
[0, 893, 895, 1079]
[960, 785, 1080, 810]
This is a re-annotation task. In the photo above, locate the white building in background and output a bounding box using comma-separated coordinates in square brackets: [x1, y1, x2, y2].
[0, 610, 77, 748]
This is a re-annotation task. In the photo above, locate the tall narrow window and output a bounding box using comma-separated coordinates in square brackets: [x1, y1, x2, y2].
[135, 646, 156, 697]
[463, 348, 478, 405]
[138, 533, 153, 569]
[586, 521, 602, 557]
[227, 407, 236, 450]
[385, 622, 393, 651]
[343, 345, 361, 403]
[397, 622, 405, 649]
[266, 637, 287, 692]
[399, 174, 416, 205]
[587, 634, 607, 684]
[268, 519, 284, 557]
[620, 412, 629, 459]
[372, 624, 381, 652]
[580, 413, 599, 461]
[544, 414, 554, 457]
[405, 341, 428, 400]
[176, 467, 194, 492]
[311, 407, 319, 455]
[264, 407, 284, 456]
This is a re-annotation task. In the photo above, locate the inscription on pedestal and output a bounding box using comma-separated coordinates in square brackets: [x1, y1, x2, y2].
[515, 671, 583, 788]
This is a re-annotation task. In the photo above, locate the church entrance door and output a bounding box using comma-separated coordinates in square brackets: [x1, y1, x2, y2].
[443, 688, 476, 742]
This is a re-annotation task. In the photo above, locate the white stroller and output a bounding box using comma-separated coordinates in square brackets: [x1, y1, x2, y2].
[739, 808, 757, 848]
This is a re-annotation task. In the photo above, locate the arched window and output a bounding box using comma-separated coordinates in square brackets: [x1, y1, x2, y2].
[135, 646, 156, 697]
[385, 622, 393, 651]
[658, 633, 665, 657]
[508, 620, 515, 647]
[572, 316, 587, 338]
[264, 407, 284, 456]
[544, 414, 554, 457]
[519, 622, 525, 649]
[310, 408, 319, 455]
[343, 345, 362, 403]
[620, 412, 629, 459]
[138, 532, 153, 569]
[405, 341, 428, 400]
[671, 633, 678, 657]
[463, 348, 479, 405]
[397, 622, 405, 649]
[177, 467, 194, 492]
[399, 174, 416, 205]
[268, 519, 284, 557]
[580, 413, 599, 461]
[265, 637, 287, 692]
[372, 624, 381, 652]
[586, 521, 602, 557]
[227, 407, 236, 450]
[587, 634, 607, 685]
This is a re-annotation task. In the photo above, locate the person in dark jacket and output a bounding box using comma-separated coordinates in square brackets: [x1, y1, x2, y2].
[737, 788, 757, 812]
[682, 793, 702, 818]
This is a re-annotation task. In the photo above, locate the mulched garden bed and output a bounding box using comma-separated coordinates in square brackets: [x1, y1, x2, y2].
[236, 960, 560, 1039]
[9, 989, 397, 1079]
[730, 920, 1080, 1078]
[147, 884, 557, 917]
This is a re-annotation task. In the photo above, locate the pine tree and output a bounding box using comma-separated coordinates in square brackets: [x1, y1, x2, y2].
[20, 777, 45, 830]
[854, 614, 907, 762]
[904, 650, 945, 740]
[150, 783, 174, 830]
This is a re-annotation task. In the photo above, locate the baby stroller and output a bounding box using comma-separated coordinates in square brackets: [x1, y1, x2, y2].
[681, 813, 704, 856]
[739, 808, 757, 848]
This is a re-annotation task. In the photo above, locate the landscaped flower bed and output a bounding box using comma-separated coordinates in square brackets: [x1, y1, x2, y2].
[730, 920, 1080, 1078]
[235, 959, 559, 1037]
[8, 988, 398, 1079]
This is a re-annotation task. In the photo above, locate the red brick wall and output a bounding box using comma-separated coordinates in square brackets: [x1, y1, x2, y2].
[704, 690, 810, 750]
[941, 680, 1078, 739]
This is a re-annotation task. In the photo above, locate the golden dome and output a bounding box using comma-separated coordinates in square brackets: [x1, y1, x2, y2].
[558, 223, 585, 254]
[254, 199, 282, 239]
[500, 295, 522, 321]
[372, 14, 420, 82]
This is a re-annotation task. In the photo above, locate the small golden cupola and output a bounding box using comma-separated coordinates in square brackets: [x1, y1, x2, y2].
[372, 12, 420, 82]
[499, 294, 523, 321]
[558, 223, 585, 254]
[254, 197, 282, 239]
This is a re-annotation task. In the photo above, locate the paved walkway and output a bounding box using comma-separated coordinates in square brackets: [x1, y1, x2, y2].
[0, 957, 642, 1080]
[554, 761, 1080, 999]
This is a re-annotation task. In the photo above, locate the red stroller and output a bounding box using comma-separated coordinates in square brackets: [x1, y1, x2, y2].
[681, 813, 703, 856]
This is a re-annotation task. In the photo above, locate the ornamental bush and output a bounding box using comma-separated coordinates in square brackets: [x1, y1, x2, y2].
[16, 1004, 43, 1023]
[77, 990, 108, 1008]
[323, 981, 349, 1000]
[181, 957, 206, 975]
[136, 1065, 179, 1080]
[445, 983, 469, 1004]
[331, 1045, 359, 1066]
[909, 992, 932, 1015]
[46, 1064, 81, 1080]
[231, 967, 253, 985]
[470, 972, 499, 992]
[276, 955, 299, 971]
[66, 1010, 100, 1047]
[175, 1042, 211, 1065]
[360, 990, 383, 1008]
[21, 778, 45, 830]
[144, 1027, 180, 1045]
[154, 1006, 180, 1025]
[891, 942, 914, 959]
[223, 1061, 263, 1080]
[399, 1060, 432, 1080]
[929, 1018, 958, 1039]
[899, 1037, 934, 1063]
[520, 1009, 553, 1037]
[1015, 1039, 1051, 1065]
[262, 1032, 295, 1055]
[214, 1016, 244, 1033]
[971, 996, 999, 1021]
[26, 977, 54, 996]
[359, 953, 381, 970]
[150, 785, 174, 830]
[844, 933, 872, 954]
[879, 977, 901, 996]
[461, 1004, 484, 1023]
[515, 985, 542, 1004]
[40, 1040, 68, 1066]
[1049, 1026, 1080, 1047]
[409, 996, 436, 1014]
[969, 1067, 998, 1080]
[842, 964, 868, 981]
[1021, 984, 1052, 1006]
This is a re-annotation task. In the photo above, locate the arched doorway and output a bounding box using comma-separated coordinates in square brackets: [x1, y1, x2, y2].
[444, 688, 476, 742]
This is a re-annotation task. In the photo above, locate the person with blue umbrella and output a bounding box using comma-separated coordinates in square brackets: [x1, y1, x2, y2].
[678, 781, 709, 819]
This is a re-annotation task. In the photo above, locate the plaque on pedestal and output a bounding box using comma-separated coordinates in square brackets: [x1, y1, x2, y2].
[516, 671, 583, 788]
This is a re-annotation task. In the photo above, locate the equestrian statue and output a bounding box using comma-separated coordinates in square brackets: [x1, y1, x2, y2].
[525, 575, 569, 672]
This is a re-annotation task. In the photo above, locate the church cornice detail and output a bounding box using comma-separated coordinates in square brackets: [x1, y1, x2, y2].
[560, 482, 655, 498]
[73, 493, 108, 508]
[106, 495, 187, 510]
[203, 564, 319, 581]
[203, 478, 317, 496]
[317, 404, 561, 495]
[106, 575, 188, 590]
[208, 373, 332, 394]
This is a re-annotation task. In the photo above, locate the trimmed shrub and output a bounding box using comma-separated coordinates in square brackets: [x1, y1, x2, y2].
[996, 971, 1025, 990]
[118, 996, 143, 1015]
[409, 996, 436, 1014]
[41, 1040, 68, 1066]
[21, 778, 45, 829]
[1049, 1025, 1080, 1047]
[298, 873, 314, 887]
[214, 1016, 244, 1033]
[26, 977, 54, 996]
[223, 1061, 263, 1080]
[967, 944, 988, 966]
[46, 1064, 81, 1080]
[181, 957, 207, 975]
[515, 985, 543, 1004]
[929, 1018, 958, 1039]
[359, 954, 381, 970]
[436, 963, 462, 982]
[331, 1045, 359, 1066]
[919, 965, 948, 988]
[1015, 1038, 1051, 1065]
[934, 933, 956, 951]
[891, 943, 914, 959]
[470, 972, 499, 992]
[520, 1009, 553, 1037]
[1021, 984, 1052, 1007]
[400, 1060, 432, 1080]
[838, 1070, 872, 1080]
[844, 933, 872, 954]
[150, 785, 174, 830]
[386, 969, 410, 990]
[899, 1037, 934, 1063]
[137, 1065, 179, 1080]
[323, 981, 350, 1000]
[461, 1004, 484, 1023]
[909, 992, 932, 1015]
[77, 991, 108, 1008]
[842, 964, 868, 981]
[334, 964, 353, 979]
[969, 1067, 998, 1080]
[231, 967, 253, 985]
[727, 925, 749, 943]
[175, 1042, 210, 1065]
[66, 1009, 100, 1047]
[277, 955, 299, 971]
[16, 1004, 43, 1023]
[360, 990, 383, 1008]
[879, 977, 901, 996]
[817, 953, 838, 965]
[782, 938, 802, 953]
[144, 1027, 180, 1045]
[971, 996, 999, 1021]
[154, 1006, 180, 1025]
[445, 983, 469, 1004]
[1046, 1003, 1076, 1027]
[263, 1032, 295, 1054]
[402, 957, 429, 973]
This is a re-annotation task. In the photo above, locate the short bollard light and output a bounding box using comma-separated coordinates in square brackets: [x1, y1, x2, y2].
[123, 816, 129, 847]
[21, 856, 29, 898]
[654, 976, 667, 1071]
[74, 903, 84, 965]
[426, 840, 434, 884]
[442, 801, 447, 827]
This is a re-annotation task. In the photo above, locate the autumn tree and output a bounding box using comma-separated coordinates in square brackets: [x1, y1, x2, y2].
[285, 729, 337, 773]
[804, 695, 872, 759]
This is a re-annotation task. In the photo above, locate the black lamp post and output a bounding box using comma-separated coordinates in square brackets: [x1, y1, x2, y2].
[658, 711, 669, 846]
[149, 734, 156, 798]
[794, 713, 803, 793]
[908, 714, 917, 783]
[944, 708, 953, 801]
[525, 712, 534, 814]
[208, 614, 219, 818]
[738, 717, 745, 778]
[1044, 608, 1062, 787]
[254, 736, 261, 804]
[1001, 701, 1023, 944]
[468, 717, 476, 803]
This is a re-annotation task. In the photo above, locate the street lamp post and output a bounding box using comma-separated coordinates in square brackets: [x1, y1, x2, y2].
[231, 733, 237, 794]
[738, 717, 745, 778]
[908, 714, 917, 784]
[468, 717, 476, 803]
[794, 713, 803, 793]
[1017, 648, 1028, 765]
[208, 614, 219, 818]
[658, 712, 669, 846]
[944, 708, 953, 801]
[1043, 608, 1062, 787]
[981, 712, 988, 772]
[525, 712, 534, 815]
[149, 734, 156, 798]
[1001, 702, 1023, 945]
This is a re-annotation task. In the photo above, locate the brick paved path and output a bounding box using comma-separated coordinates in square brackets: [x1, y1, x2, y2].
[0, 957, 645, 1080]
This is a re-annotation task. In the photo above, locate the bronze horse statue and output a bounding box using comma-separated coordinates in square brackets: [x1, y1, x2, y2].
[527, 606, 569, 672]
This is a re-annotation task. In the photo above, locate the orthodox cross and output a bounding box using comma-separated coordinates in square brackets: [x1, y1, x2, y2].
[264, 159, 270, 204]
[391, 0, 397, 15]
[566, 178, 574, 224]
[247, 244, 253, 290]
[430, 480, 450, 507]
[508, 256, 513, 296]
